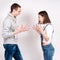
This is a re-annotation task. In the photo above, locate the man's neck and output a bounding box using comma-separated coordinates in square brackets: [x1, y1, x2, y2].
[11, 12, 16, 18]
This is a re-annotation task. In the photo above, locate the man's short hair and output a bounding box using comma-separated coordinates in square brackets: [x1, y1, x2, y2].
[11, 3, 21, 12]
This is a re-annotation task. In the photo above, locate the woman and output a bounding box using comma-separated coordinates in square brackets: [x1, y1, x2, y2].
[33, 11, 54, 60]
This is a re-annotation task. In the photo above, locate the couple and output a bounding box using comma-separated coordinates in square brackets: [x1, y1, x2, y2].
[2, 3, 54, 60]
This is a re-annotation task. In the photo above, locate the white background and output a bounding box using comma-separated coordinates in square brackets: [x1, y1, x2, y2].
[0, 0, 60, 60]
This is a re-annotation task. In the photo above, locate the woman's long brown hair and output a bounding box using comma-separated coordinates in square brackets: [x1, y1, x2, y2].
[38, 11, 51, 24]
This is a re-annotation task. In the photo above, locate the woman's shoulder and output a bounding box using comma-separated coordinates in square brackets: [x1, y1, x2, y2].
[47, 23, 53, 28]
[45, 23, 54, 31]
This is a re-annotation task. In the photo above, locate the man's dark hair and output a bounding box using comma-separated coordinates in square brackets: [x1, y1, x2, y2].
[11, 3, 21, 12]
[38, 11, 51, 24]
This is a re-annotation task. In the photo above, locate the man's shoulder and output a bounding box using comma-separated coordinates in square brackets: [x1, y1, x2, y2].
[4, 14, 13, 22]
[3, 16, 12, 25]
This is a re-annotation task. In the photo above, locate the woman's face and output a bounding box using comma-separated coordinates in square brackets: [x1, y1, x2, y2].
[38, 15, 44, 24]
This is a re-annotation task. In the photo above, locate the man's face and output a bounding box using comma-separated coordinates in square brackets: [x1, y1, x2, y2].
[13, 7, 21, 16]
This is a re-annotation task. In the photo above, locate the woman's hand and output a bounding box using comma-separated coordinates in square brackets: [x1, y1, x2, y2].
[42, 42, 47, 46]
[32, 24, 43, 34]
[32, 24, 49, 42]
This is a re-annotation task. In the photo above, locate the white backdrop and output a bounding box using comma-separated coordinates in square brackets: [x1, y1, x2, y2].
[0, 0, 60, 60]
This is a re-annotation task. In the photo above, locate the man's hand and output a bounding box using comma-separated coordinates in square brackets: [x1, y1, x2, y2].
[13, 25, 29, 35]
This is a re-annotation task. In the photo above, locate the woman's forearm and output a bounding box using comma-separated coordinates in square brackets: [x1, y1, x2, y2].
[41, 31, 49, 41]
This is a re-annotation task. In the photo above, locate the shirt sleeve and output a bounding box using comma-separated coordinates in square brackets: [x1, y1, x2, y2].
[43, 24, 54, 44]
[2, 19, 14, 39]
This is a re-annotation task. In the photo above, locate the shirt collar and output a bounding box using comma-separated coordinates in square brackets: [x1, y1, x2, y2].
[8, 13, 16, 21]
[41, 23, 50, 28]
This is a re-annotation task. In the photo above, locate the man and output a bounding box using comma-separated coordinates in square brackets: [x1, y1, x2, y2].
[2, 3, 28, 60]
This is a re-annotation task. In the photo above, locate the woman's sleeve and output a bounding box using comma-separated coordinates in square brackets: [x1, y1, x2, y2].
[45, 25, 54, 41]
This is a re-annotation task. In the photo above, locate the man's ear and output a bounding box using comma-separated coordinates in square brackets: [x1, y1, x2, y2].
[13, 9, 16, 12]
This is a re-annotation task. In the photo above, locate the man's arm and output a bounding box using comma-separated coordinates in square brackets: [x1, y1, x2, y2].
[2, 19, 14, 39]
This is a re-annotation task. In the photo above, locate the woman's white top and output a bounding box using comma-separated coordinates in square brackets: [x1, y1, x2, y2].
[41, 23, 54, 45]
